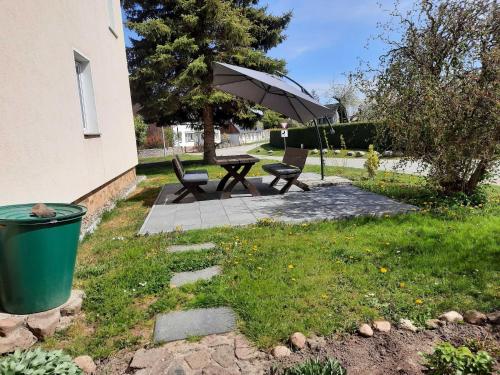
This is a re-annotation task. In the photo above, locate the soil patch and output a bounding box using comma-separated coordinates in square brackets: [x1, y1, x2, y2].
[277, 324, 499, 375]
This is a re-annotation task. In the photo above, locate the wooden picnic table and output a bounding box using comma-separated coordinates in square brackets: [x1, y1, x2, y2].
[215, 154, 261, 198]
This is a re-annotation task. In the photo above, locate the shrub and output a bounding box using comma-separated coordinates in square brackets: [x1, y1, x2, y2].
[134, 115, 148, 148]
[269, 122, 386, 150]
[364, 145, 380, 178]
[421, 342, 494, 375]
[0, 348, 83, 375]
[280, 358, 346, 375]
[340, 134, 347, 150]
[361, 0, 499, 196]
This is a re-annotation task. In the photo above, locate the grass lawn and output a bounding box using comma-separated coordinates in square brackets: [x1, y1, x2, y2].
[44, 156, 500, 360]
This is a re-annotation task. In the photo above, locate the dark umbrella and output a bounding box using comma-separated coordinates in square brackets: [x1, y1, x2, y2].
[212, 62, 335, 179]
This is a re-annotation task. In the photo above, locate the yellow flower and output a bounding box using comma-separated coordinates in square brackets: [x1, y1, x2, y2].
[291, 277, 296, 281]
[380, 267, 388, 273]
[321, 294, 328, 299]
[415, 299, 423, 305]
[399, 282, 406, 288]
[257, 267, 263, 270]
[288, 264, 294, 269]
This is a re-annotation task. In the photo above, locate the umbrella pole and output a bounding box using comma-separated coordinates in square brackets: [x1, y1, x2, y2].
[312, 119, 325, 180]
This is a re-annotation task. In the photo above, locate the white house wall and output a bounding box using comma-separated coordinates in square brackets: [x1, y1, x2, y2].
[0, 0, 137, 205]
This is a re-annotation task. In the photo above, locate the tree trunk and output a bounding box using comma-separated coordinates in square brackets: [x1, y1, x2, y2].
[465, 159, 488, 195]
[202, 103, 216, 164]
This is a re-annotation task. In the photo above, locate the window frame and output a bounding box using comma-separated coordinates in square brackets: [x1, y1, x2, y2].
[73, 50, 100, 137]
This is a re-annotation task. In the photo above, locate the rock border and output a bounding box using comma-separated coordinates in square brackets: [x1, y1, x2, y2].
[0, 290, 85, 354]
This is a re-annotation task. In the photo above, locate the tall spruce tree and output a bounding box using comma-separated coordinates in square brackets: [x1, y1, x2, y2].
[124, 0, 291, 163]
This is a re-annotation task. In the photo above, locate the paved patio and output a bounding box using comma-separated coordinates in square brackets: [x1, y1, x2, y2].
[139, 173, 417, 234]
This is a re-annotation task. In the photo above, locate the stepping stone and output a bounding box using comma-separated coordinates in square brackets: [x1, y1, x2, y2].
[167, 242, 216, 253]
[154, 307, 236, 343]
[170, 266, 221, 288]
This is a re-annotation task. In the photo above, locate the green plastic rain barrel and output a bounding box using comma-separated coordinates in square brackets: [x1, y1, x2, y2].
[0, 203, 86, 314]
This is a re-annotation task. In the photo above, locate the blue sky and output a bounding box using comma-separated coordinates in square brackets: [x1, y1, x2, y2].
[123, 0, 400, 102]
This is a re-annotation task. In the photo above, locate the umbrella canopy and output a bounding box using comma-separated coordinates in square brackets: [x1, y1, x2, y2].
[212, 62, 331, 124]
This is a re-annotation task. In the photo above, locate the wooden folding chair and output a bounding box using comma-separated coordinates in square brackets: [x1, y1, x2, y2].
[262, 147, 310, 194]
[171, 156, 208, 203]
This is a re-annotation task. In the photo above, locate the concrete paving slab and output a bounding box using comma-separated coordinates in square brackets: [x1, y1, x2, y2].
[170, 266, 221, 287]
[139, 174, 418, 234]
[167, 242, 217, 253]
[154, 307, 236, 343]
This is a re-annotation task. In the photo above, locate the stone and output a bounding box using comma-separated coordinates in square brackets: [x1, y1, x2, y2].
[289, 332, 306, 350]
[154, 308, 236, 343]
[358, 324, 373, 337]
[185, 350, 211, 370]
[211, 345, 235, 368]
[306, 335, 326, 351]
[382, 150, 393, 157]
[61, 295, 83, 316]
[334, 150, 341, 154]
[346, 151, 354, 156]
[170, 266, 221, 288]
[322, 149, 328, 154]
[373, 320, 391, 333]
[439, 311, 463, 323]
[267, 150, 274, 155]
[237, 360, 265, 375]
[27, 309, 60, 339]
[130, 347, 172, 369]
[31, 203, 55, 218]
[165, 360, 190, 375]
[486, 311, 500, 325]
[399, 319, 418, 332]
[235, 346, 257, 361]
[203, 365, 240, 375]
[311, 149, 319, 154]
[271, 346, 291, 358]
[464, 310, 487, 325]
[56, 316, 74, 332]
[74, 355, 97, 374]
[168, 243, 217, 253]
[425, 319, 443, 330]
[355, 151, 365, 157]
[201, 335, 233, 347]
[0, 327, 37, 354]
[0, 315, 25, 337]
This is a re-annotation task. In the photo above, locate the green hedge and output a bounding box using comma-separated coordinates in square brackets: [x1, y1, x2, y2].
[270, 122, 388, 150]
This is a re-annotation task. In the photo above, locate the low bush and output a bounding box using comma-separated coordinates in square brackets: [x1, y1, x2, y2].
[278, 358, 346, 375]
[421, 342, 494, 375]
[0, 348, 82, 375]
[270, 122, 388, 150]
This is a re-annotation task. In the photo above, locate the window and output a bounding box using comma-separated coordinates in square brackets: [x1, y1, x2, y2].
[74, 51, 99, 135]
[185, 132, 195, 142]
[107, 0, 118, 38]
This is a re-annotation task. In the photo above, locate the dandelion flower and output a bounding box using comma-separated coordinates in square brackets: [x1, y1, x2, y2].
[399, 282, 406, 288]
[415, 299, 423, 305]
[380, 267, 388, 273]
[288, 264, 294, 269]
[321, 294, 328, 299]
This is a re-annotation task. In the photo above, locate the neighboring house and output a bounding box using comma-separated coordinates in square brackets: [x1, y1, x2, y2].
[172, 124, 221, 152]
[220, 123, 269, 147]
[0, 1, 138, 223]
[316, 103, 340, 125]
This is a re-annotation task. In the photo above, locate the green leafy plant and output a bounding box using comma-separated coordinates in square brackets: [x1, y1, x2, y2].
[364, 144, 380, 178]
[421, 342, 494, 375]
[134, 115, 148, 148]
[339, 134, 347, 150]
[0, 348, 83, 375]
[280, 358, 346, 375]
